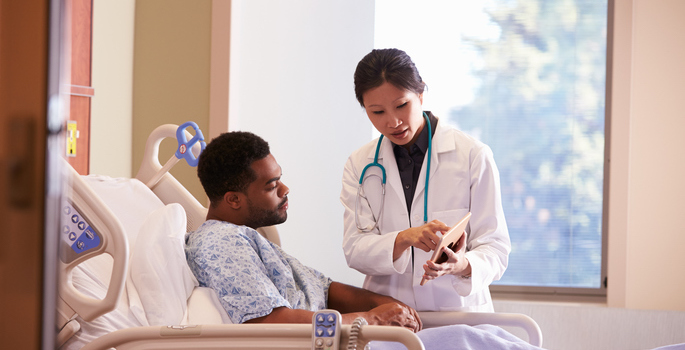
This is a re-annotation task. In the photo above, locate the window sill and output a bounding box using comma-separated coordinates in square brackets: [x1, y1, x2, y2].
[492, 289, 607, 306]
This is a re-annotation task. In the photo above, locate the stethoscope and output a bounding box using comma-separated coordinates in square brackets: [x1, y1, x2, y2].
[355, 112, 433, 233]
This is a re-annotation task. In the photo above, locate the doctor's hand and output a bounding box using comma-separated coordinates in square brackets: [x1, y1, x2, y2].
[421, 232, 471, 282]
[394, 220, 451, 261]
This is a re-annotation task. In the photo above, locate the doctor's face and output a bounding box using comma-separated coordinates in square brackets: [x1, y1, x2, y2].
[363, 81, 425, 149]
[243, 154, 290, 229]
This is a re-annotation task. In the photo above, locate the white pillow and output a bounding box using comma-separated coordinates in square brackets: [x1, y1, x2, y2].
[128, 203, 198, 326]
[187, 287, 233, 324]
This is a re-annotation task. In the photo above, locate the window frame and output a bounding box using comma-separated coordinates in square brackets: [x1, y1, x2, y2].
[490, 0, 613, 301]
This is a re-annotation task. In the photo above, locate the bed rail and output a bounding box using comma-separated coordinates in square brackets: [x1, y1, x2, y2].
[81, 324, 425, 350]
[57, 160, 129, 346]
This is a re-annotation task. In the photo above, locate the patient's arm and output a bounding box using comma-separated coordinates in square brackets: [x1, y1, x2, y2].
[327, 281, 397, 312]
[328, 282, 422, 332]
[243, 307, 315, 324]
[245, 282, 422, 332]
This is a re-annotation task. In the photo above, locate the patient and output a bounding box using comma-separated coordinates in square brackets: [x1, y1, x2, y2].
[185, 131, 422, 331]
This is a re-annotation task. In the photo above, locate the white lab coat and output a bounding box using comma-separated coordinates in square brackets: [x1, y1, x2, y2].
[340, 120, 510, 312]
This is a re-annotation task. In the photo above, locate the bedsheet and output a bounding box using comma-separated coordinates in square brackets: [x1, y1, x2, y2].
[370, 324, 544, 350]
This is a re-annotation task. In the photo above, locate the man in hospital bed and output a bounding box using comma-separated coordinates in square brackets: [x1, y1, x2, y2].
[185, 130, 546, 350]
[185, 131, 422, 331]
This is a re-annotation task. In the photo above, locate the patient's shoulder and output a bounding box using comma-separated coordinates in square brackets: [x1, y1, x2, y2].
[190, 220, 258, 242]
[188, 220, 276, 258]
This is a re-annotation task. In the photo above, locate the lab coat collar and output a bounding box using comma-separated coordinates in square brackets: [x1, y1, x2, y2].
[365, 116, 456, 220]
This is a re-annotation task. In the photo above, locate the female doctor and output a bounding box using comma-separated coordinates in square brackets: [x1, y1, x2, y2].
[341, 48, 510, 312]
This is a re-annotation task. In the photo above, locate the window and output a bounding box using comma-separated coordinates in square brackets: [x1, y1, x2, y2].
[375, 0, 608, 295]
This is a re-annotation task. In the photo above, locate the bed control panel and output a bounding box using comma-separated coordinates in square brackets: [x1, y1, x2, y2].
[60, 201, 102, 263]
[312, 310, 342, 350]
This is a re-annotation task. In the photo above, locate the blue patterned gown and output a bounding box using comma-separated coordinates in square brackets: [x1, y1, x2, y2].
[185, 220, 333, 324]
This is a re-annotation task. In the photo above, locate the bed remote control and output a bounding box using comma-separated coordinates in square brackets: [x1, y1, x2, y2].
[312, 309, 342, 350]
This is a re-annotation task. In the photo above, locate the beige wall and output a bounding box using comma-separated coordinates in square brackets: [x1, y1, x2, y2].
[90, 0, 135, 177]
[624, 0, 685, 310]
[608, 0, 685, 311]
[132, 0, 212, 204]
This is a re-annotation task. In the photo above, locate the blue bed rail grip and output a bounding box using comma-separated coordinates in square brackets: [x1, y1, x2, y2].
[175, 121, 206, 167]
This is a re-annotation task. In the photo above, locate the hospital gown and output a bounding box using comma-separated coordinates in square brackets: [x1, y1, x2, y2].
[185, 220, 332, 324]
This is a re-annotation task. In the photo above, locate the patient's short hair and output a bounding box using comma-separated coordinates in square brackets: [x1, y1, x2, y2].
[198, 131, 270, 206]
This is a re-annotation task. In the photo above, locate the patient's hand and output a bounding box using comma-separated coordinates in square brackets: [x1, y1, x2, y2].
[361, 302, 422, 333]
[327, 281, 421, 332]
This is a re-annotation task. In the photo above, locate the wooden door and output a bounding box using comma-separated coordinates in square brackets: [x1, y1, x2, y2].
[0, 0, 61, 348]
[67, 0, 93, 174]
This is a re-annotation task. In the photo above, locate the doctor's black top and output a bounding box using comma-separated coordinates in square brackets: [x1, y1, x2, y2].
[391, 111, 439, 216]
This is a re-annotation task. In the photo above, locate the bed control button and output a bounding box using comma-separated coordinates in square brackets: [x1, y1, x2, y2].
[71, 214, 79, 223]
[84, 228, 95, 240]
[312, 310, 341, 350]
[69, 232, 77, 241]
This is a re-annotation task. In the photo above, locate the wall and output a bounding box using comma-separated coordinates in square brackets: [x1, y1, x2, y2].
[131, 0, 212, 203]
[626, 0, 685, 310]
[607, 0, 685, 311]
[495, 300, 685, 350]
[90, 0, 135, 177]
[228, 0, 374, 286]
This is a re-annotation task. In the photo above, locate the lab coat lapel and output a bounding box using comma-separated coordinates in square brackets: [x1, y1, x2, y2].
[411, 122, 455, 220]
[371, 137, 407, 216]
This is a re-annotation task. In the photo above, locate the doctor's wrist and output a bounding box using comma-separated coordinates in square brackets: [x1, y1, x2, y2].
[392, 231, 412, 261]
[458, 260, 472, 279]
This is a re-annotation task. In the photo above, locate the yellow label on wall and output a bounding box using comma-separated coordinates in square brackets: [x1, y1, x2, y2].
[66, 120, 78, 157]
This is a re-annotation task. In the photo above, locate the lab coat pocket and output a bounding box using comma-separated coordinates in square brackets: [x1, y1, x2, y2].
[437, 292, 489, 312]
[430, 208, 470, 228]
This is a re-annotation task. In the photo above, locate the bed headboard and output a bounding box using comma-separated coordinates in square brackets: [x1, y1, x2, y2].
[134, 124, 207, 233]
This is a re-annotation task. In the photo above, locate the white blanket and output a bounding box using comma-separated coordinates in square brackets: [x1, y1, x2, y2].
[370, 324, 544, 350]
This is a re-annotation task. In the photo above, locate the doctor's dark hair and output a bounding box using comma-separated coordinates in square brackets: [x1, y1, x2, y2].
[353, 48, 426, 107]
[197, 131, 270, 207]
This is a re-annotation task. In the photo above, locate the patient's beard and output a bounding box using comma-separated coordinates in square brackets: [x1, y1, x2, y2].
[244, 197, 287, 229]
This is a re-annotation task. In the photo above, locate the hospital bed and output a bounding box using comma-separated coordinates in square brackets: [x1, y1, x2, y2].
[56, 123, 544, 350]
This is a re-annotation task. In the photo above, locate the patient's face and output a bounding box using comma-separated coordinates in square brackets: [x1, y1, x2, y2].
[243, 154, 290, 229]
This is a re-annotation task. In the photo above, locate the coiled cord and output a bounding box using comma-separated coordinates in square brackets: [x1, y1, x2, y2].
[347, 317, 368, 350]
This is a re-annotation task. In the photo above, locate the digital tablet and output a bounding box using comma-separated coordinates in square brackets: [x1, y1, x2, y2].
[420, 212, 471, 286]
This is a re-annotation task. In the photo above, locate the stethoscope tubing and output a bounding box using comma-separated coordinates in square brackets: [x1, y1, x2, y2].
[355, 112, 432, 232]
